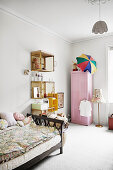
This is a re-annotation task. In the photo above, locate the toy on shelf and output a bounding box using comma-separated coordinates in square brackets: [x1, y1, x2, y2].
[72, 62, 78, 71]
[72, 60, 81, 71]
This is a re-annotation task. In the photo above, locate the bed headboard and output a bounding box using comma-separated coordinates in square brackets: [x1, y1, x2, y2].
[27, 113, 64, 153]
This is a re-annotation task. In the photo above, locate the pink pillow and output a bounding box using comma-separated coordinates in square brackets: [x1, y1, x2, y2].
[0, 112, 17, 126]
[13, 112, 25, 121]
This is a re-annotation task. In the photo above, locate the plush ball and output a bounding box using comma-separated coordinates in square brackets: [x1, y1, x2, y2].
[0, 119, 8, 130]
[13, 112, 25, 121]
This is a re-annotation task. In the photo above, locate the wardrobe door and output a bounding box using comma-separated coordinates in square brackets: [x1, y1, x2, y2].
[71, 71, 87, 123]
[71, 72, 76, 123]
[71, 71, 93, 125]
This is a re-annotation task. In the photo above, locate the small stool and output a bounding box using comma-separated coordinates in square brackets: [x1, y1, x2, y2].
[108, 116, 113, 130]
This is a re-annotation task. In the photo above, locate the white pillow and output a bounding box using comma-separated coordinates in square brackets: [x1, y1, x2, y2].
[0, 112, 17, 126]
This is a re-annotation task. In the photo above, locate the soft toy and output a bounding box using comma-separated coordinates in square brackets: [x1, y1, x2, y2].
[33, 58, 40, 69]
[73, 62, 78, 71]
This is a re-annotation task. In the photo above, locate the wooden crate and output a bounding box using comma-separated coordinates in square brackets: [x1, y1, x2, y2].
[31, 50, 54, 72]
[31, 81, 55, 99]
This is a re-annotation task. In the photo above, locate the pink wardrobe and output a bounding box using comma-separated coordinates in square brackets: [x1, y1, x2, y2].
[71, 71, 93, 125]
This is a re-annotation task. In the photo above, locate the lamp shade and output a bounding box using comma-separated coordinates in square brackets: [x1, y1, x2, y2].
[92, 21, 108, 34]
[91, 89, 105, 103]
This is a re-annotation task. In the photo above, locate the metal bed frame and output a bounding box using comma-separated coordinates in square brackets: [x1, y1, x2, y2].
[14, 114, 64, 170]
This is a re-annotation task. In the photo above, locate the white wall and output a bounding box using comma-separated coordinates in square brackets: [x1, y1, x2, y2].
[2, 7, 113, 125]
[72, 36, 113, 125]
[0, 10, 72, 116]
[107, 47, 113, 103]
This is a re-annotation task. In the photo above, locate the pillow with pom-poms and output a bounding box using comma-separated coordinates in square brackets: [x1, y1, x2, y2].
[0, 119, 8, 129]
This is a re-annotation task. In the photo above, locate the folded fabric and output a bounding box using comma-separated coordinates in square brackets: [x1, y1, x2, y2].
[0, 112, 17, 126]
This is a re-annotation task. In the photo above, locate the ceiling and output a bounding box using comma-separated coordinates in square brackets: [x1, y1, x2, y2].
[0, 0, 113, 43]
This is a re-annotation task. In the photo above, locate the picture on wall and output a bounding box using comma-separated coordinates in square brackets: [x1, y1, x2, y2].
[58, 92, 64, 109]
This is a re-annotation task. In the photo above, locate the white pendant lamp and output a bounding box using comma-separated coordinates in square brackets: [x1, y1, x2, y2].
[89, 0, 109, 34]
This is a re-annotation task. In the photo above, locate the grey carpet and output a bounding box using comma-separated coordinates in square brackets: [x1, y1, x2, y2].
[31, 123, 113, 170]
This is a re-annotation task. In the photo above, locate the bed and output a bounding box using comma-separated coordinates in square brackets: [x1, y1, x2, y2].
[0, 114, 64, 170]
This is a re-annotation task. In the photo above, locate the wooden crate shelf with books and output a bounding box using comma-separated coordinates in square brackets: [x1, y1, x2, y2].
[31, 50, 54, 72]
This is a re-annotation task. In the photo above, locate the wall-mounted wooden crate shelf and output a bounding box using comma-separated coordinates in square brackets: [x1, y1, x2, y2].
[31, 81, 55, 99]
[31, 50, 54, 72]
[31, 93, 58, 115]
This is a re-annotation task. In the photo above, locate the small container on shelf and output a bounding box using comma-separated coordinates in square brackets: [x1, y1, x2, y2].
[34, 73, 38, 81]
[38, 74, 41, 81]
[34, 58, 40, 69]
